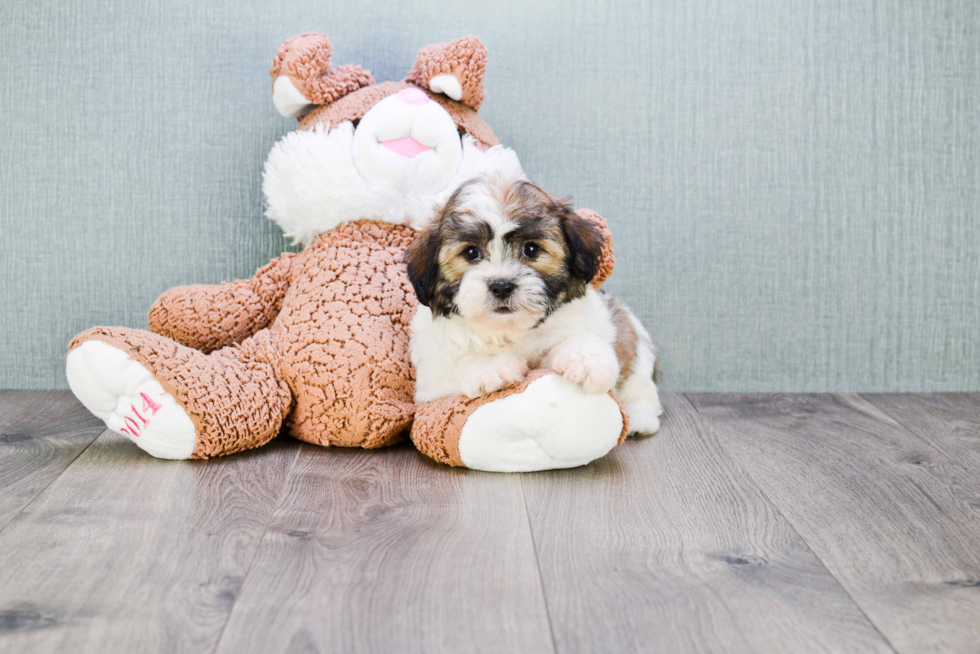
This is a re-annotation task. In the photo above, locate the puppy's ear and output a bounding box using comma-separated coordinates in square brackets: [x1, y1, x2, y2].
[558, 201, 605, 284]
[405, 218, 442, 307]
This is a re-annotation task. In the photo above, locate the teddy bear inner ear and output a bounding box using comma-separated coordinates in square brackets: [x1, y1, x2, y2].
[273, 77, 316, 119]
[429, 74, 463, 102]
[405, 36, 487, 110]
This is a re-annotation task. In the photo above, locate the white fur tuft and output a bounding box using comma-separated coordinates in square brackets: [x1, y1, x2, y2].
[262, 124, 523, 245]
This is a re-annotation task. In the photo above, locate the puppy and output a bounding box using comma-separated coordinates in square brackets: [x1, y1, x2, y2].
[406, 176, 663, 435]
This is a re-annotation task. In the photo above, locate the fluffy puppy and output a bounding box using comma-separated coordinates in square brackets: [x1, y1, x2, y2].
[406, 176, 663, 435]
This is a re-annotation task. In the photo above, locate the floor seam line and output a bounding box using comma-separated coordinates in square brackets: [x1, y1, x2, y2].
[683, 393, 902, 654]
[857, 394, 964, 468]
[519, 473, 559, 654]
[209, 442, 304, 654]
[0, 426, 106, 538]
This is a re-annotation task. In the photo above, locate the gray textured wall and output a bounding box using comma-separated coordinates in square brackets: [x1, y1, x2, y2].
[1, 0, 978, 391]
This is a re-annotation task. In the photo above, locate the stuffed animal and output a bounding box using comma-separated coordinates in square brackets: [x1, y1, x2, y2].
[65, 33, 629, 472]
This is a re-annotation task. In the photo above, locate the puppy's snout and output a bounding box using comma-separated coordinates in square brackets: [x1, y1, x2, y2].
[488, 279, 517, 300]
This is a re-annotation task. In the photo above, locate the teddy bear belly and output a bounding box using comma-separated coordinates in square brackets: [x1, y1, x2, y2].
[274, 220, 419, 448]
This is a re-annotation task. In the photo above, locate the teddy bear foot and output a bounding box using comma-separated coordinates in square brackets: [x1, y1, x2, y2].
[458, 373, 625, 472]
[66, 340, 197, 459]
[412, 370, 627, 473]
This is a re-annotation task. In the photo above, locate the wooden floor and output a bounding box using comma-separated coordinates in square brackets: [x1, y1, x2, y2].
[0, 392, 978, 653]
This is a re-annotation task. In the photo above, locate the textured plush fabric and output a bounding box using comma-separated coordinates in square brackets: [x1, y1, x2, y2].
[273, 220, 417, 449]
[148, 220, 418, 453]
[411, 370, 552, 467]
[69, 221, 414, 457]
[405, 36, 487, 110]
[578, 209, 614, 290]
[286, 35, 495, 147]
[270, 33, 374, 105]
[298, 81, 499, 151]
[4, 1, 979, 392]
[411, 369, 540, 467]
[69, 326, 293, 459]
[148, 253, 299, 353]
[411, 369, 630, 467]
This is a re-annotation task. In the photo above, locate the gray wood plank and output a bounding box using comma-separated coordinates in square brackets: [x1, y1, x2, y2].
[214, 443, 554, 654]
[688, 394, 980, 654]
[863, 393, 980, 475]
[521, 393, 893, 654]
[0, 430, 298, 654]
[0, 391, 105, 532]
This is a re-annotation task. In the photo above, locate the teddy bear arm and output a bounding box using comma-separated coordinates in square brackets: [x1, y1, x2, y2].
[148, 253, 298, 353]
[576, 209, 615, 289]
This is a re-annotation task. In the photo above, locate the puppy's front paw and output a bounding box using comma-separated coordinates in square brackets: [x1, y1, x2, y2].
[460, 354, 529, 399]
[549, 338, 619, 394]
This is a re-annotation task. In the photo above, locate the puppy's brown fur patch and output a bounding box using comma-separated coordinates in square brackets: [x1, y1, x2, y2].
[606, 296, 638, 385]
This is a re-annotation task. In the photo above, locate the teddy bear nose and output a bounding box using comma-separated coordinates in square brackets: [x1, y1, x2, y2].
[397, 87, 430, 105]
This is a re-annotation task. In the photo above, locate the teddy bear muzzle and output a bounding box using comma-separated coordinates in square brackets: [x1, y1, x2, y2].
[351, 88, 463, 194]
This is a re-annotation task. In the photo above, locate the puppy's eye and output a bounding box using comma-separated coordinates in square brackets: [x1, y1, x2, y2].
[461, 246, 481, 262]
[522, 242, 540, 259]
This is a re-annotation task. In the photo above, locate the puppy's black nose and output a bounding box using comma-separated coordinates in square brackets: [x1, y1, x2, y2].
[489, 279, 517, 300]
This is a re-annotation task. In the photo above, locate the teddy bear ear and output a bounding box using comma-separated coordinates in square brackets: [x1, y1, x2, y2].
[405, 36, 487, 110]
[270, 33, 374, 119]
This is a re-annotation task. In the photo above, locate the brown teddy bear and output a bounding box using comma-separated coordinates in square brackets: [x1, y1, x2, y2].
[65, 34, 629, 472]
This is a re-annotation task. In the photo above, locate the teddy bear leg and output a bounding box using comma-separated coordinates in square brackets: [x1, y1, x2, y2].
[67, 327, 292, 459]
[411, 370, 629, 472]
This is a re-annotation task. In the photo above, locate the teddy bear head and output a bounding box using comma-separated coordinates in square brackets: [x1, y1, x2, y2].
[262, 34, 523, 245]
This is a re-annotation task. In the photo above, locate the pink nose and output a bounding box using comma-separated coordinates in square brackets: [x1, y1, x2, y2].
[397, 87, 430, 105]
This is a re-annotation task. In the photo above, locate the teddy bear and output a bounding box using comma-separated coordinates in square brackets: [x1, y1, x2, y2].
[65, 33, 630, 472]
